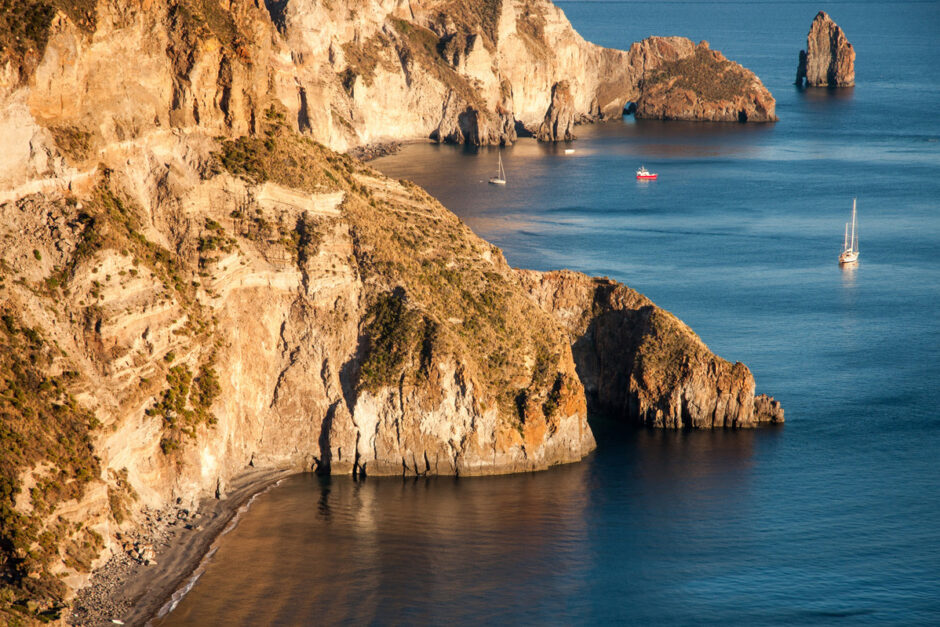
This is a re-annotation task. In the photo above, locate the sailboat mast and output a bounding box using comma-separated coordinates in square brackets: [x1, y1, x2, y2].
[851, 198, 857, 251]
[844, 223, 849, 251]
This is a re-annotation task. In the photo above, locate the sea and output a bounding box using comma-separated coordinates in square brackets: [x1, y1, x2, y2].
[156, 2, 940, 624]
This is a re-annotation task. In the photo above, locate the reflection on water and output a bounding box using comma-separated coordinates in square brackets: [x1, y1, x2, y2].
[839, 262, 858, 288]
[797, 85, 856, 104]
[157, 458, 592, 625]
[156, 424, 781, 625]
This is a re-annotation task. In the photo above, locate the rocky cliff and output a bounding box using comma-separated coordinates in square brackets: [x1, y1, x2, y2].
[0, 114, 599, 620]
[635, 41, 777, 123]
[517, 270, 783, 427]
[796, 11, 855, 87]
[0, 0, 782, 621]
[0, 0, 777, 196]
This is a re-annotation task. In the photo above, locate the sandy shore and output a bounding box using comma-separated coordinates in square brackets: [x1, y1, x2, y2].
[68, 468, 296, 626]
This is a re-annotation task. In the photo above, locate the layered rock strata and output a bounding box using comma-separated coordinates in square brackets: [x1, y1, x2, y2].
[635, 42, 778, 123]
[796, 11, 855, 87]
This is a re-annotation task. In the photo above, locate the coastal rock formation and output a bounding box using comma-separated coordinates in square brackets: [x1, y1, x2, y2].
[0, 0, 778, 196]
[536, 81, 577, 142]
[0, 122, 599, 617]
[517, 270, 784, 427]
[796, 12, 855, 87]
[635, 42, 778, 122]
[0, 0, 782, 620]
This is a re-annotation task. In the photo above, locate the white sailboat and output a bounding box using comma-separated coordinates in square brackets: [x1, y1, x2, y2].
[489, 153, 507, 185]
[839, 198, 859, 265]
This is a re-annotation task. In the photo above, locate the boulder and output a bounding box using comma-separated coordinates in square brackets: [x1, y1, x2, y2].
[754, 394, 785, 424]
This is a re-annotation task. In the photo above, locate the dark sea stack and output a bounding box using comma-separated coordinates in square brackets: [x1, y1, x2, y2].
[634, 42, 778, 123]
[796, 11, 855, 87]
[535, 80, 577, 142]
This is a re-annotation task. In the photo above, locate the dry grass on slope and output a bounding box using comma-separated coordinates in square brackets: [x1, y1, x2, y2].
[640, 45, 752, 103]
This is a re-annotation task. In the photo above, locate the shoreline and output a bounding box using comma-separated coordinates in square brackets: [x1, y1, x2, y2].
[68, 468, 296, 626]
[346, 141, 404, 161]
[68, 422, 787, 624]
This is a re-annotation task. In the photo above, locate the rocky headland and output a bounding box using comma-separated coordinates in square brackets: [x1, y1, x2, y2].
[796, 11, 855, 87]
[518, 270, 783, 427]
[0, 0, 781, 622]
[635, 41, 777, 123]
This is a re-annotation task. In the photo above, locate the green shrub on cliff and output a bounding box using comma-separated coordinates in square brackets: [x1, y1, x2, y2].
[213, 107, 343, 193]
[149, 359, 221, 455]
[359, 289, 425, 392]
[0, 309, 99, 622]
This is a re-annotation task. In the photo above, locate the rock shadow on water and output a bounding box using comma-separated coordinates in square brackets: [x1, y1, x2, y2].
[157, 464, 598, 625]
[796, 84, 856, 104]
[587, 410, 782, 482]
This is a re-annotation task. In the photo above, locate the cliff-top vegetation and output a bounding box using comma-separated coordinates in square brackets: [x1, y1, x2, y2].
[0, 0, 95, 80]
[640, 45, 752, 103]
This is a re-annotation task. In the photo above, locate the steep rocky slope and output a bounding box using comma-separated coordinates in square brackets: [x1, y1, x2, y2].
[0, 112, 597, 620]
[0, 0, 782, 621]
[796, 11, 855, 87]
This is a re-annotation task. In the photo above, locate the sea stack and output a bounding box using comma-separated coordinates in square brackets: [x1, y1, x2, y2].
[796, 11, 855, 87]
[536, 81, 578, 142]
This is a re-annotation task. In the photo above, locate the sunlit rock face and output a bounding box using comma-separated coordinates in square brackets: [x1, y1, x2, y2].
[796, 11, 856, 87]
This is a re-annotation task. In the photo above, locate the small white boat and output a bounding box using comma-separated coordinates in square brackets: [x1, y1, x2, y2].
[636, 166, 657, 180]
[489, 153, 507, 185]
[564, 148, 575, 155]
[839, 198, 859, 265]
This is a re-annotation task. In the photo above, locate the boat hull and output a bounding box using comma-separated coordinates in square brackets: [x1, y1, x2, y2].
[636, 174, 658, 180]
[839, 251, 859, 264]
[489, 178, 506, 185]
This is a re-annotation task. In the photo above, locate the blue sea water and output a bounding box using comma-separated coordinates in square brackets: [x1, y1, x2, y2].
[158, 2, 940, 624]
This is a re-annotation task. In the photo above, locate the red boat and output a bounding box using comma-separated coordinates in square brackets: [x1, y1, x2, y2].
[636, 166, 658, 180]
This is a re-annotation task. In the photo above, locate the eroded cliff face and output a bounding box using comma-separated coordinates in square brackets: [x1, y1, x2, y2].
[0, 0, 777, 196]
[0, 115, 599, 617]
[796, 11, 855, 87]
